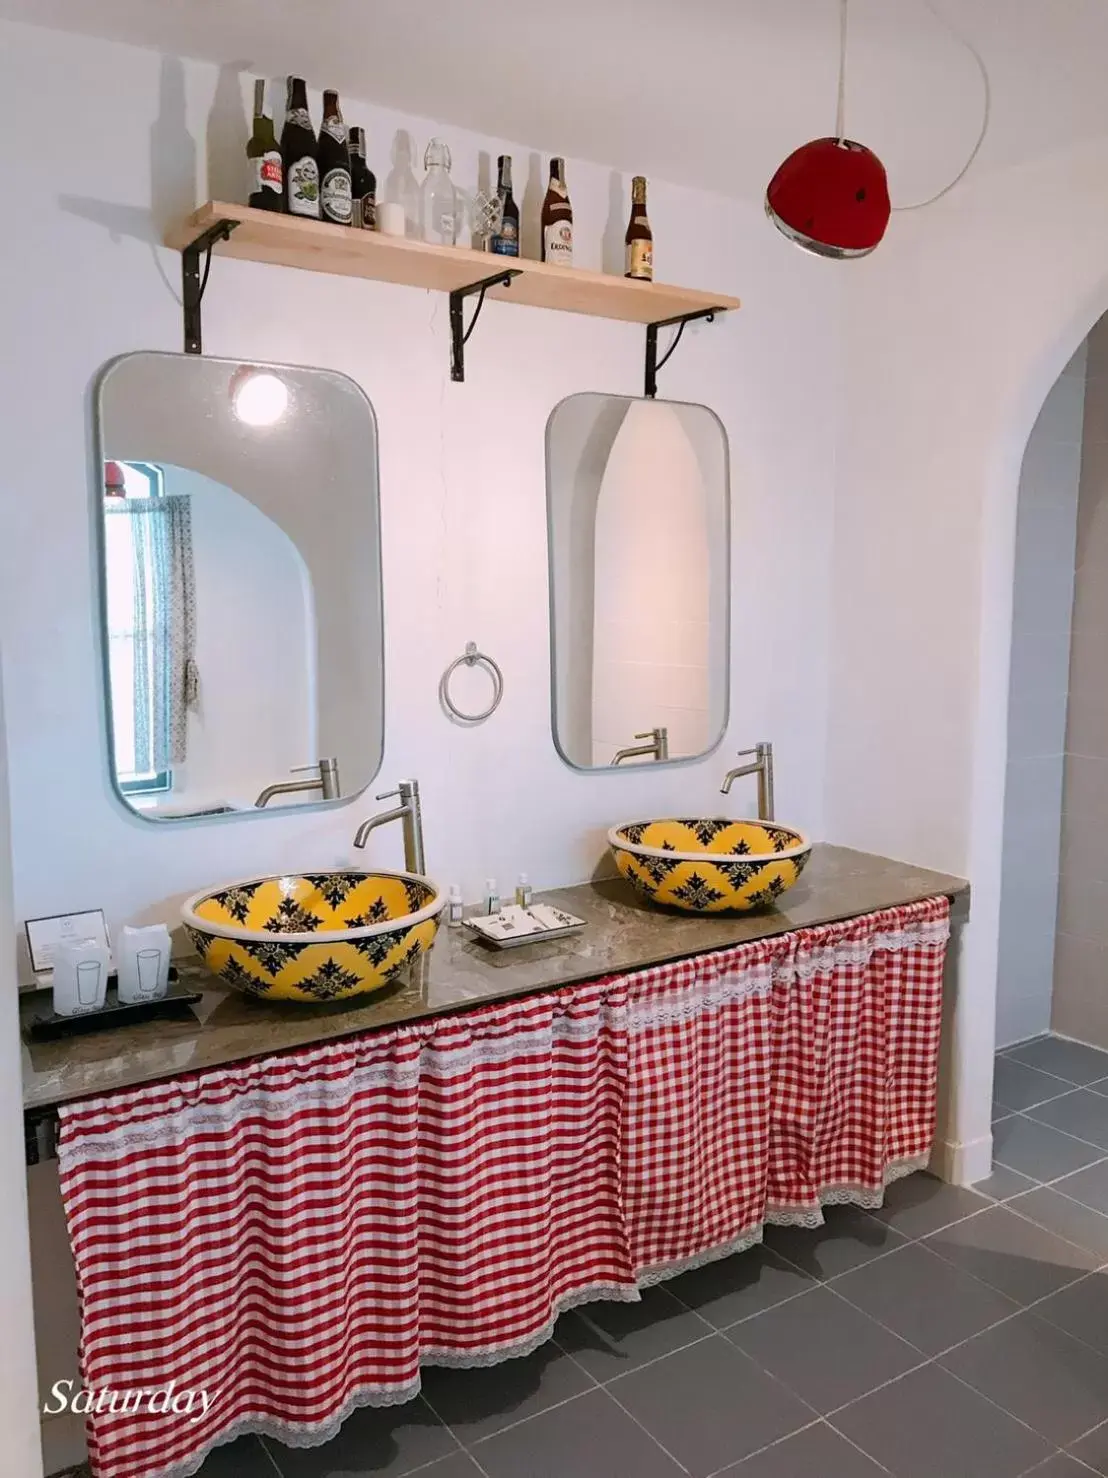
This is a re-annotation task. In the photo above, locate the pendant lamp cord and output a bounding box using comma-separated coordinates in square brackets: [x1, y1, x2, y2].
[894, 0, 992, 210]
[835, 0, 848, 142]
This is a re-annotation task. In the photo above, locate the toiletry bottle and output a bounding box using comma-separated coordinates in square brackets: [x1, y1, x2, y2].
[448, 885, 464, 928]
[515, 873, 533, 908]
[484, 878, 500, 915]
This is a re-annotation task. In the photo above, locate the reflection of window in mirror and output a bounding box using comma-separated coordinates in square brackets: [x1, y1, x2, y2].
[103, 461, 172, 796]
[547, 394, 730, 773]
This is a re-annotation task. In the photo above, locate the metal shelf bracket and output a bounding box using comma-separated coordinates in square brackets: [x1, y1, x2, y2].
[181, 218, 240, 355]
[644, 307, 724, 399]
[449, 268, 522, 382]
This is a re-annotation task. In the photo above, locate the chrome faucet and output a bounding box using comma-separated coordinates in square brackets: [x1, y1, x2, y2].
[255, 756, 341, 808]
[353, 779, 426, 874]
[611, 727, 670, 766]
[720, 741, 775, 820]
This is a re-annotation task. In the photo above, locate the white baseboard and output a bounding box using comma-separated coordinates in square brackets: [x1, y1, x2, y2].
[929, 1133, 993, 1188]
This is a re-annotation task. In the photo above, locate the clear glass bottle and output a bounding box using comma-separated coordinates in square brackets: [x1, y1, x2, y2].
[420, 138, 459, 246]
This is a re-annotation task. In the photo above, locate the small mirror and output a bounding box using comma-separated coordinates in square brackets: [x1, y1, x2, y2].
[95, 352, 384, 821]
[547, 393, 730, 771]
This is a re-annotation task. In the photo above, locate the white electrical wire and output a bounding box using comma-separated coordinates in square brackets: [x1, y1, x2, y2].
[835, 0, 849, 142]
[893, 0, 992, 210]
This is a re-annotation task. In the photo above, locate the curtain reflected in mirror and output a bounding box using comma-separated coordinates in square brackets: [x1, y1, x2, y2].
[547, 394, 729, 771]
[96, 354, 383, 823]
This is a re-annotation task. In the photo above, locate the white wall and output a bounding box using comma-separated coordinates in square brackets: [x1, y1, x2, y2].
[0, 19, 841, 965]
[994, 345, 1086, 1047]
[825, 140, 1108, 1183]
[167, 467, 314, 811]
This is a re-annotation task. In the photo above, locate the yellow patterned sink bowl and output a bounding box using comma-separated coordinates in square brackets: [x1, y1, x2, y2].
[182, 870, 444, 1003]
[608, 819, 812, 914]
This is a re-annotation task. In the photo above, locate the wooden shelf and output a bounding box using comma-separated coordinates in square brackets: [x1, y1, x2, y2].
[166, 201, 741, 327]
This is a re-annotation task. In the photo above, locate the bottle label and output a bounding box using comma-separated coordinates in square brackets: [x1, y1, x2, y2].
[359, 193, 377, 229]
[544, 221, 573, 266]
[627, 238, 653, 279]
[322, 118, 347, 145]
[492, 218, 519, 255]
[322, 169, 353, 224]
[287, 156, 320, 216]
[251, 151, 283, 197]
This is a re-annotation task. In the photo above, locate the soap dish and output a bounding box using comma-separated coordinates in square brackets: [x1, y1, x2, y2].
[465, 903, 586, 950]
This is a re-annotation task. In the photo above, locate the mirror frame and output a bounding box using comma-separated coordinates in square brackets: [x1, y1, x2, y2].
[544, 391, 732, 775]
[91, 351, 386, 825]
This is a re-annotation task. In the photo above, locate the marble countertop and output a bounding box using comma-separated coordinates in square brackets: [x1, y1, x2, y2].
[21, 844, 969, 1112]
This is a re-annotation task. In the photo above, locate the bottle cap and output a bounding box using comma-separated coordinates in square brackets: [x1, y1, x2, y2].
[449, 884, 462, 901]
[485, 878, 497, 892]
[518, 872, 529, 886]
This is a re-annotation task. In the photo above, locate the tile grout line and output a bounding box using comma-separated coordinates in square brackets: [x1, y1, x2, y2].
[254, 1434, 286, 1477]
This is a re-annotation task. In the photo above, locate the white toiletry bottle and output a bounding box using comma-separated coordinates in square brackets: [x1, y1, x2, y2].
[447, 885, 464, 928]
[116, 924, 172, 1004]
[484, 878, 500, 915]
[52, 938, 111, 1017]
[515, 873, 533, 908]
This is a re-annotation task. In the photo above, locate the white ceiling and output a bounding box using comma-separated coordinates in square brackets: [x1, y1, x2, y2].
[3, 0, 1108, 200]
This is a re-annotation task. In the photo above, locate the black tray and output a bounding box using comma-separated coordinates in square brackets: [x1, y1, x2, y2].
[22, 969, 203, 1041]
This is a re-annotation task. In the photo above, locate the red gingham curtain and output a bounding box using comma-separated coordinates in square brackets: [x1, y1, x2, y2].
[57, 896, 949, 1478]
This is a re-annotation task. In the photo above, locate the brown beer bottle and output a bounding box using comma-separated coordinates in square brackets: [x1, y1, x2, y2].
[247, 79, 283, 211]
[625, 175, 653, 280]
[281, 78, 320, 219]
[541, 158, 573, 266]
[349, 127, 377, 229]
[318, 91, 353, 226]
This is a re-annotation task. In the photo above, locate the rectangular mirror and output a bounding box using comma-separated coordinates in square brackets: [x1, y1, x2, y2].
[95, 352, 383, 822]
[547, 393, 730, 771]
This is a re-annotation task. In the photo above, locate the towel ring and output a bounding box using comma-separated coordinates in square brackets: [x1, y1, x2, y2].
[440, 642, 504, 723]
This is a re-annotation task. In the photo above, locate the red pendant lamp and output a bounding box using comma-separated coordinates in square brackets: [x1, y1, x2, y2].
[766, 0, 890, 258]
[766, 0, 989, 259]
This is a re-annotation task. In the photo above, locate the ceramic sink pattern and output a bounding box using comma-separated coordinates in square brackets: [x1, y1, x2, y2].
[182, 870, 444, 1002]
[609, 818, 812, 913]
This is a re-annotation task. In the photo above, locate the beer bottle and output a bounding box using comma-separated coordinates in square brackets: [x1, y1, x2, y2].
[247, 80, 283, 211]
[281, 78, 320, 219]
[349, 127, 377, 229]
[625, 175, 653, 281]
[319, 90, 353, 227]
[491, 155, 520, 257]
[541, 158, 573, 266]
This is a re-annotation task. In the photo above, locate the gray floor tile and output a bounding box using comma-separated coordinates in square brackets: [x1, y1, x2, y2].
[554, 1285, 710, 1381]
[1035, 1270, 1108, 1357]
[866, 1170, 992, 1238]
[727, 1285, 922, 1413]
[995, 1056, 1075, 1112]
[409, 1458, 485, 1477]
[419, 1343, 591, 1444]
[264, 1398, 459, 1477]
[665, 1244, 814, 1328]
[473, 1388, 683, 1478]
[1028, 1091, 1108, 1151]
[830, 1363, 1053, 1476]
[723, 1421, 886, 1475]
[925, 1206, 1097, 1306]
[832, 1241, 1019, 1355]
[1026, 1456, 1100, 1475]
[609, 1333, 812, 1477]
[993, 1116, 1104, 1180]
[1070, 1418, 1108, 1474]
[973, 1163, 1040, 1202]
[762, 1205, 907, 1280]
[199, 1437, 276, 1477]
[1009, 1037, 1108, 1086]
[940, 1312, 1108, 1446]
[1053, 1160, 1108, 1215]
[1009, 1188, 1108, 1258]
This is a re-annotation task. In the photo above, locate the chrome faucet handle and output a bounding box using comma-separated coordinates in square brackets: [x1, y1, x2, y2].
[375, 788, 400, 802]
[633, 731, 655, 740]
[290, 762, 324, 775]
